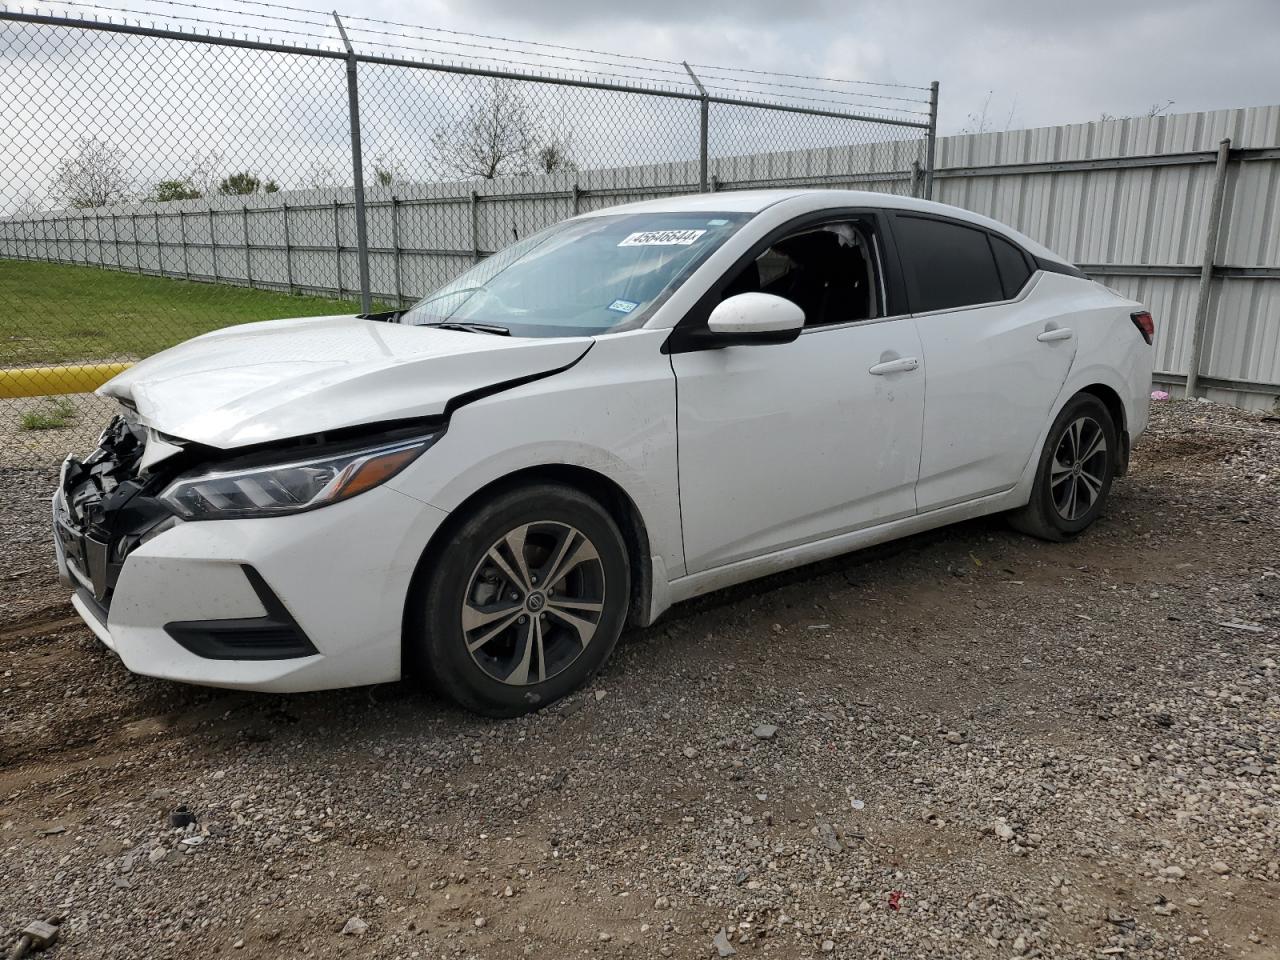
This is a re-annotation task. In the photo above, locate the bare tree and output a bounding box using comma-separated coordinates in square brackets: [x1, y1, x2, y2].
[535, 129, 578, 175]
[1099, 100, 1176, 122]
[50, 137, 131, 208]
[431, 79, 544, 180]
[370, 154, 406, 187]
[187, 150, 225, 196]
[957, 91, 1021, 136]
[11, 190, 46, 217]
[308, 163, 346, 189]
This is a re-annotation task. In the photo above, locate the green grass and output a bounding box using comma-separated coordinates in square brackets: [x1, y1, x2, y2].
[0, 260, 374, 366]
[20, 397, 77, 430]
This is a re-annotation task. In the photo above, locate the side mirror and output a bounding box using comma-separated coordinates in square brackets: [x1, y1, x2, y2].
[704, 293, 804, 346]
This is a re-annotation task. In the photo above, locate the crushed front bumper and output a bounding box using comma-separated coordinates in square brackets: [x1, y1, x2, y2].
[53, 447, 448, 693]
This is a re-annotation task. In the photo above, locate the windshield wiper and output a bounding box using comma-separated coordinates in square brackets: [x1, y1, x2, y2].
[421, 320, 511, 336]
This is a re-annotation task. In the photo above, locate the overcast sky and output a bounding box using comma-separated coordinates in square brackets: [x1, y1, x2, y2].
[365, 0, 1280, 133]
[4, 0, 1279, 215]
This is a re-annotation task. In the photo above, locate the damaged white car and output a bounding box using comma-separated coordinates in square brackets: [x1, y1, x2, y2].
[54, 190, 1154, 715]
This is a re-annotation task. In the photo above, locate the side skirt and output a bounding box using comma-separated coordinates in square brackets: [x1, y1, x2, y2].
[661, 488, 1023, 610]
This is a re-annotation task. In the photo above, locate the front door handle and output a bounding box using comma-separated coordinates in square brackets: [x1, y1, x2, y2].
[868, 356, 920, 376]
[1037, 327, 1074, 342]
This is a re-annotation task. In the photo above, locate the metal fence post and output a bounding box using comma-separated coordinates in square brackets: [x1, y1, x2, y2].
[95, 213, 103, 267]
[242, 204, 253, 288]
[179, 209, 190, 279]
[334, 13, 372, 314]
[910, 160, 923, 199]
[924, 80, 939, 200]
[208, 209, 219, 282]
[1185, 138, 1233, 400]
[683, 62, 709, 192]
[334, 199, 343, 298]
[470, 191, 481, 263]
[109, 214, 119, 270]
[131, 213, 141, 273]
[390, 195, 403, 307]
[282, 201, 294, 294]
[571, 183, 581, 216]
[154, 212, 163, 276]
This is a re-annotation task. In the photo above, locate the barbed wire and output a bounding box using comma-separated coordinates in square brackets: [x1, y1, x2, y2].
[8, 0, 930, 120]
[5, 0, 934, 103]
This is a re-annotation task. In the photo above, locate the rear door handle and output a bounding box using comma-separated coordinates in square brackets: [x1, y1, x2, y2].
[868, 356, 920, 375]
[1037, 327, 1074, 342]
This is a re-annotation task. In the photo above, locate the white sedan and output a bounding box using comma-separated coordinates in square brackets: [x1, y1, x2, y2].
[53, 190, 1154, 715]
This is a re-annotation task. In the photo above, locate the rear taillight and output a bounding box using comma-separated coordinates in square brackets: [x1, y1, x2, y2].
[1131, 310, 1154, 345]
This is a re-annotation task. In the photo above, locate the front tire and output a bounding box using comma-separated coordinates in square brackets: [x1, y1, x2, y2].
[407, 483, 630, 717]
[1009, 393, 1118, 542]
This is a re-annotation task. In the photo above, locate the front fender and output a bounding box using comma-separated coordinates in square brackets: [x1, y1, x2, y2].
[385, 329, 684, 582]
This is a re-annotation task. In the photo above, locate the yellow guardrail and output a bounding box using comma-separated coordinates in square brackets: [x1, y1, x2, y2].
[0, 362, 133, 399]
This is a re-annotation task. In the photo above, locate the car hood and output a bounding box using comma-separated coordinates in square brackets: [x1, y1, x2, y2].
[98, 314, 592, 449]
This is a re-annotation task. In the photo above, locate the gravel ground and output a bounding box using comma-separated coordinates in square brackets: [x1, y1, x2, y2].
[1, 399, 1277, 960]
[0, 395, 112, 469]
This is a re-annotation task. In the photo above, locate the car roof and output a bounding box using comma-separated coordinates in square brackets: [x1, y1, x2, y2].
[577, 188, 1068, 265]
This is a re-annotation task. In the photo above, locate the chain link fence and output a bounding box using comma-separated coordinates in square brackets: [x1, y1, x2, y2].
[0, 7, 936, 465]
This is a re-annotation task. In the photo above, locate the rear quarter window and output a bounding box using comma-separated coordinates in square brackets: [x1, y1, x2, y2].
[990, 233, 1034, 298]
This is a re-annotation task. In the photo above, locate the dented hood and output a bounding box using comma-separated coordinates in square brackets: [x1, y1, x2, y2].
[98, 314, 592, 448]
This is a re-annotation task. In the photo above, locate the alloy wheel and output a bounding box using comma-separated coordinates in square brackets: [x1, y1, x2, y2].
[461, 521, 606, 686]
[1050, 416, 1108, 521]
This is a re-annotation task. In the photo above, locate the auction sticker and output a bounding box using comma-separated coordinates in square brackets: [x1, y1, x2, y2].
[618, 229, 706, 247]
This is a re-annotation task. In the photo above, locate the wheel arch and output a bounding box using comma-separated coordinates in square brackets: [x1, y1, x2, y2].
[400, 464, 654, 677]
[1078, 382, 1129, 475]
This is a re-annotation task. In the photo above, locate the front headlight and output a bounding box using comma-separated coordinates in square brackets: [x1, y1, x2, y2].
[159, 435, 435, 520]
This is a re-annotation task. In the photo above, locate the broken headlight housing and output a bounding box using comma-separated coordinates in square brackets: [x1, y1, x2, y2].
[159, 435, 437, 520]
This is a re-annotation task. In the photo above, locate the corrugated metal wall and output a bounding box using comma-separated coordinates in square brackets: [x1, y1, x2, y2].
[927, 105, 1280, 410]
[2, 104, 1277, 409]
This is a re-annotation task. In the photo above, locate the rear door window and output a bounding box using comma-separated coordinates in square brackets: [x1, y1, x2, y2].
[894, 214, 1004, 313]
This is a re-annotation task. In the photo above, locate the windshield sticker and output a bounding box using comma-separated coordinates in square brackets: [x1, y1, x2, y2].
[707, 218, 729, 225]
[618, 229, 706, 247]
[607, 299, 639, 314]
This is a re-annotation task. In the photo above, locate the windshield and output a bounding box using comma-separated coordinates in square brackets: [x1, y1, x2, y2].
[400, 211, 752, 337]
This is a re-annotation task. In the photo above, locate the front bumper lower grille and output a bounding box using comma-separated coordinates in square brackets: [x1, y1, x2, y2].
[164, 565, 319, 661]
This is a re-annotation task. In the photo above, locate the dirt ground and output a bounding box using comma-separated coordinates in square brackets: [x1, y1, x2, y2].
[1, 399, 1277, 960]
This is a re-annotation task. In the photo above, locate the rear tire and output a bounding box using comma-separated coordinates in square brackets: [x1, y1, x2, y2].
[406, 483, 630, 717]
[1009, 393, 1118, 542]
